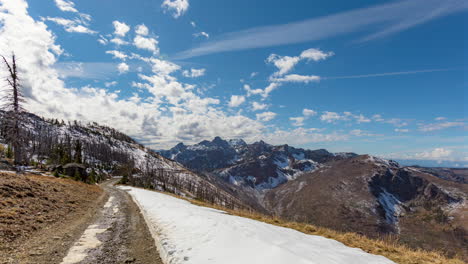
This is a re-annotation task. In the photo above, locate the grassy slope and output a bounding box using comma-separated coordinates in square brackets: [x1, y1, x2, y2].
[0, 172, 103, 256]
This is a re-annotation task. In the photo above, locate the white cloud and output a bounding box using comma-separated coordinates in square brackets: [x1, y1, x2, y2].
[0, 0, 269, 150]
[419, 121, 465, 132]
[303, 108, 317, 117]
[256, 112, 277, 122]
[267, 48, 332, 78]
[54, 0, 77, 13]
[182, 68, 206, 78]
[113, 21, 130, 37]
[190, 21, 196, 27]
[105, 81, 118, 87]
[435, 117, 446, 121]
[133, 35, 159, 54]
[177, 0, 468, 59]
[394, 128, 409, 133]
[261, 128, 348, 146]
[271, 74, 320, 83]
[320, 111, 346, 123]
[228, 95, 245, 108]
[415, 148, 453, 160]
[110, 38, 129, 46]
[43, 17, 96, 34]
[262, 82, 280, 99]
[117, 62, 129, 74]
[106, 50, 127, 60]
[244, 84, 263, 97]
[162, 0, 189, 18]
[290, 117, 305, 127]
[250, 72, 258, 78]
[148, 58, 180, 75]
[135, 24, 149, 36]
[300, 48, 334, 61]
[349, 129, 380, 137]
[252, 102, 267, 111]
[193, 32, 209, 38]
[267, 54, 300, 76]
[289, 108, 317, 127]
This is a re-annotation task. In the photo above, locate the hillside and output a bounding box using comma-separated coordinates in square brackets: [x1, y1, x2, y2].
[0, 172, 104, 263]
[161, 137, 468, 259]
[0, 111, 246, 209]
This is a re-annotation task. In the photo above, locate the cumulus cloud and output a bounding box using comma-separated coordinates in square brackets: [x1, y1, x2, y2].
[106, 50, 127, 60]
[320, 111, 371, 124]
[162, 0, 189, 18]
[182, 68, 206, 78]
[113, 21, 130, 37]
[133, 35, 159, 54]
[290, 117, 305, 127]
[135, 24, 149, 36]
[303, 108, 317, 117]
[252, 101, 267, 111]
[110, 38, 129, 46]
[228, 95, 245, 108]
[289, 108, 317, 127]
[0, 0, 272, 150]
[415, 148, 453, 160]
[117, 62, 129, 74]
[256, 112, 277, 122]
[320, 111, 346, 123]
[54, 0, 78, 13]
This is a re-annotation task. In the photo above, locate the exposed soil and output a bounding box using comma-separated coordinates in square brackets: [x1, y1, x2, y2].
[0, 172, 104, 263]
[0, 173, 163, 264]
[62, 180, 163, 264]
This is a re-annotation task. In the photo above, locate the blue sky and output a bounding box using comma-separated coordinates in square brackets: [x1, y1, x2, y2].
[0, 0, 467, 166]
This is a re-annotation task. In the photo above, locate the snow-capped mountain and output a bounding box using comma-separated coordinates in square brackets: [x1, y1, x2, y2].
[160, 136, 356, 190]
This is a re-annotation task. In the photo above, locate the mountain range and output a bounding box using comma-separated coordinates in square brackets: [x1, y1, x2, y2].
[1, 113, 466, 258]
[160, 136, 467, 257]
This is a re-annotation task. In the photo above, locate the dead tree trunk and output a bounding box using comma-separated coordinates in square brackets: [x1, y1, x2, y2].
[1, 53, 25, 165]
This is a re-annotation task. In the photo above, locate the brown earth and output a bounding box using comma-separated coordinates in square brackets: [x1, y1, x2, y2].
[0, 172, 163, 264]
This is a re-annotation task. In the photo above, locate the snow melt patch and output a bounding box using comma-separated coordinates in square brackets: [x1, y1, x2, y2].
[378, 190, 403, 225]
[61, 224, 107, 264]
[122, 186, 395, 264]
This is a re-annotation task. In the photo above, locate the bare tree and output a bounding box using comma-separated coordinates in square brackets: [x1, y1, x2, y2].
[1, 53, 25, 165]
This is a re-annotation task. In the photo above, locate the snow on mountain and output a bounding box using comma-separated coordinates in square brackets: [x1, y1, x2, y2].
[160, 137, 349, 191]
[122, 186, 395, 264]
[0, 112, 245, 207]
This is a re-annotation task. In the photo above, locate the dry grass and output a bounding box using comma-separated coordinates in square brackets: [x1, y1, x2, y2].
[120, 184, 466, 264]
[188, 200, 466, 264]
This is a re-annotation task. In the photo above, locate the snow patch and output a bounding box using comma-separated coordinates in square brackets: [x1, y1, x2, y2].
[123, 187, 395, 264]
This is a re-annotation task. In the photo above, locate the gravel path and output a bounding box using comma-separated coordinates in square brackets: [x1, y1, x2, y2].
[60, 179, 163, 264]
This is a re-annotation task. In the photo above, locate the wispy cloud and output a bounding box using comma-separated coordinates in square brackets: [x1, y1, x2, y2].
[324, 68, 453, 80]
[176, 0, 467, 59]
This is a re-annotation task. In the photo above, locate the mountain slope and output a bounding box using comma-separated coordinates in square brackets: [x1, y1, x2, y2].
[264, 155, 468, 256]
[0, 111, 246, 209]
[160, 136, 355, 190]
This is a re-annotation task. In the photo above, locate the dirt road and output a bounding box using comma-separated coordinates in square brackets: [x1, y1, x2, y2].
[60, 179, 163, 264]
[2, 177, 163, 264]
